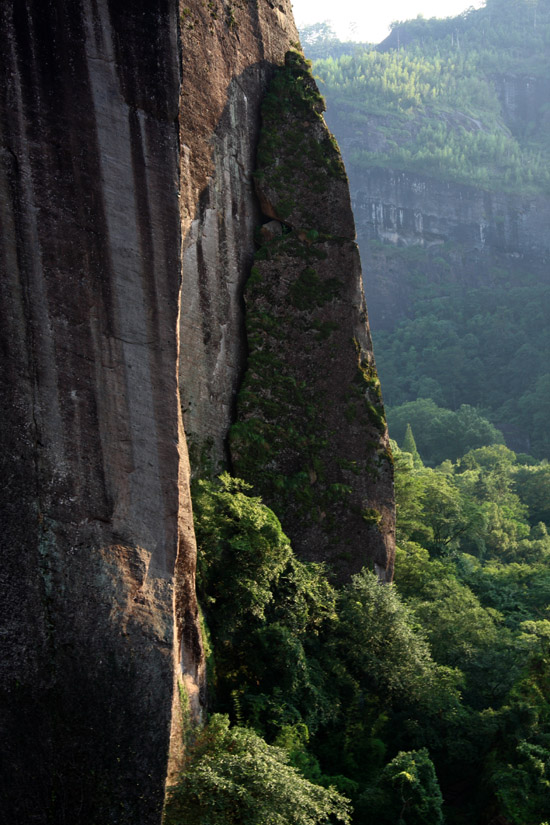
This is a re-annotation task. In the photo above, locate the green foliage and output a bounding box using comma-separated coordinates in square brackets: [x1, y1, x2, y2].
[388, 399, 504, 465]
[373, 282, 550, 461]
[514, 463, 550, 525]
[193, 472, 292, 631]
[336, 570, 461, 709]
[402, 423, 423, 468]
[192, 473, 462, 816]
[165, 714, 351, 825]
[191, 418, 550, 825]
[309, 0, 550, 194]
[492, 741, 550, 825]
[193, 473, 337, 733]
[357, 748, 444, 825]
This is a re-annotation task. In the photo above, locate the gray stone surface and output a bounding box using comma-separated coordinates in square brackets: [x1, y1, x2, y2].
[0, 1, 197, 820]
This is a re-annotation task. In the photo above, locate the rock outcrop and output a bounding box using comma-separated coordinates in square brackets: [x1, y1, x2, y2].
[0, 1, 296, 821]
[321, 69, 550, 331]
[230, 54, 395, 581]
[343, 165, 550, 328]
[177, 0, 299, 468]
[0, 1, 393, 821]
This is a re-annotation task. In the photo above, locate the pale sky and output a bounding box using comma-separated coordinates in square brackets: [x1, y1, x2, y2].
[291, 0, 485, 45]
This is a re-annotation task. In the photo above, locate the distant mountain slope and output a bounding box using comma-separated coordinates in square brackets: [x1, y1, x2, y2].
[301, 0, 550, 458]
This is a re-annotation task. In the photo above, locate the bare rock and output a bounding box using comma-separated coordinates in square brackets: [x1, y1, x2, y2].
[0, 0, 295, 820]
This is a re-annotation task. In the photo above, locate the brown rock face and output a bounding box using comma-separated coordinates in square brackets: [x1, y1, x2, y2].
[0, 1, 392, 822]
[178, 0, 299, 469]
[230, 54, 396, 582]
[0, 0, 295, 822]
[0, 2, 193, 821]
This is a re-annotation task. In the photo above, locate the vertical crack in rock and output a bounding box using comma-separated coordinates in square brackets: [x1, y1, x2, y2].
[1, 1, 195, 821]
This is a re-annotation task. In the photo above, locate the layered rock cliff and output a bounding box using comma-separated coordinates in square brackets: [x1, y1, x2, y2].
[342, 165, 550, 329]
[0, 1, 393, 821]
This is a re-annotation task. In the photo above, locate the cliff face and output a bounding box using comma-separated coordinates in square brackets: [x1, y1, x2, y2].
[0, 1, 393, 821]
[321, 69, 550, 331]
[0, 1, 296, 821]
[230, 54, 395, 581]
[343, 165, 550, 328]
[177, 0, 299, 467]
[0, 3, 193, 820]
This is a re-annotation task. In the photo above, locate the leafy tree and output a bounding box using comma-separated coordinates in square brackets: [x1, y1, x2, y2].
[193, 473, 337, 734]
[356, 749, 444, 825]
[336, 570, 461, 710]
[193, 472, 292, 633]
[491, 741, 550, 825]
[165, 714, 351, 825]
[388, 400, 504, 465]
[514, 463, 550, 526]
[189, 442, 550, 825]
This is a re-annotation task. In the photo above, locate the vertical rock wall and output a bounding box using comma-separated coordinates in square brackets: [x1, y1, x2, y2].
[0, 2, 189, 822]
[0, 0, 297, 821]
[230, 54, 395, 581]
[177, 0, 299, 468]
[0, 0, 393, 820]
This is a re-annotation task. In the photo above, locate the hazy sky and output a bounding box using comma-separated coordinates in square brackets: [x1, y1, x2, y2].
[291, 0, 485, 44]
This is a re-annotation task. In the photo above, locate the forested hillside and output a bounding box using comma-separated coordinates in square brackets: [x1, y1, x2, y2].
[171, 437, 550, 825]
[301, 0, 550, 459]
[311, 0, 550, 193]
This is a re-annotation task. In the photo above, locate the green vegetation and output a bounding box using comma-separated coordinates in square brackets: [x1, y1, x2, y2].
[166, 8, 550, 823]
[186, 472, 461, 822]
[254, 49, 346, 230]
[170, 423, 550, 825]
[165, 714, 351, 825]
[306, 0, 550, 194]
[373, 280, 550, 459]
[387, 399, 505, 466]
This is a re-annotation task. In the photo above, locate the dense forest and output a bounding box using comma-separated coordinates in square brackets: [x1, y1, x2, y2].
[166, 434, 550, 825]
[375, 277, 550, 459]
[308, 0, 550, 194]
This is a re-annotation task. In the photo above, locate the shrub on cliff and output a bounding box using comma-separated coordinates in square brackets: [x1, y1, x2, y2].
[164, 714, 351, 825]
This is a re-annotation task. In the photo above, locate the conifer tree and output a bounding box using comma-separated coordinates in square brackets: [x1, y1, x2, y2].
[402, 422, 424, 467]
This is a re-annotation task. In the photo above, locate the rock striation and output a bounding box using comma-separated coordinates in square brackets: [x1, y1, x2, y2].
[345, 165, 550, 328]
[0, 2, 196, 821]
[0, 1, 393, 821]
[322, 75, 550, 331]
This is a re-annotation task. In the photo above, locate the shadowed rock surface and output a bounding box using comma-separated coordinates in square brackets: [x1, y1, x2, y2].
[0, 1, 393, 821]
[0, 0, 295, 821]
[230, 54, 395, 582]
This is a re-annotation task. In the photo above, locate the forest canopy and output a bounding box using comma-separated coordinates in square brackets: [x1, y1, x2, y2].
[310, 0, 550, 194]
